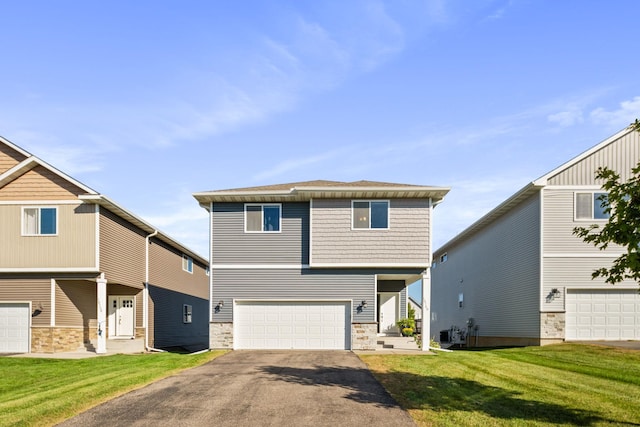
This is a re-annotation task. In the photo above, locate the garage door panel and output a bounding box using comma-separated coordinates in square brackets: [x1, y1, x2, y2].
[566, 290, 640, 341]
[235, 301, 350, 350]
[0, 303, 30, 353]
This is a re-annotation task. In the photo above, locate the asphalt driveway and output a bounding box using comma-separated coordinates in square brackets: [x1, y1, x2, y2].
[57, 351, 415, 426]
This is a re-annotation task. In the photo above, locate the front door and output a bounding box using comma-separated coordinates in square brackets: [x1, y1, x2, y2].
[108, 296, 135, 338]
[378, 293, 399, 335]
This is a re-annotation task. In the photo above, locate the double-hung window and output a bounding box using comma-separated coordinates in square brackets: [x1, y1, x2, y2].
[352, 200, 389, 229]
[575, 192, 609, 220]
[245, 204, 281, 232]
[22, 207, 57, 235]
[182, 255, 193, 273]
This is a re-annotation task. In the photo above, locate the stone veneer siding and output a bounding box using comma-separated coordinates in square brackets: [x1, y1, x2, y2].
[31, 327, 86, 353]
[541, 312, 565, 341]
[210, 322, 234, 349]
[351, 323, 377, 350]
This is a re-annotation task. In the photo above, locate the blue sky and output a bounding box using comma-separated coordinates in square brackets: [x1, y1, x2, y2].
[2, 1, 640, 278]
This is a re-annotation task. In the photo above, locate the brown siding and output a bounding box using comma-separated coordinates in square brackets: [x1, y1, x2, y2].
[0, 143, 26, 174]
[0, 278, 51, 326]
[55, 280, 96, 327]
[0, 203, 96, 268]
[547, 130, 640, 185]
[311, 198, 430, 265]
[149, 238, 209, 299]
[99, 208, 146, 288]
[0, 165, 87, 200]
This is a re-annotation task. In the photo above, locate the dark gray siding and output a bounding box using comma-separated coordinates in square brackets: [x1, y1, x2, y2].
[211, 268, 384, 322]
[212, 202, 309, 265]
[149, 285, 209, 351]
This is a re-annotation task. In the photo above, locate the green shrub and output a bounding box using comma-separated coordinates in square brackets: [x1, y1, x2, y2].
[396, 317, 415, 330]
[402, 327, 414, 337]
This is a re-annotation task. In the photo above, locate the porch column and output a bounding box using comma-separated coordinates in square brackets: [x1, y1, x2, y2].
[96, 274, 107, 354]
[421, 269, 431, 352]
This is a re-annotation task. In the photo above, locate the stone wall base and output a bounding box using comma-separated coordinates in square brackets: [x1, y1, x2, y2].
[210, 323, 233, 349]
[31, 327, 87, 353]
[541, 312, 566, 340]
[352, 323, 377, 350]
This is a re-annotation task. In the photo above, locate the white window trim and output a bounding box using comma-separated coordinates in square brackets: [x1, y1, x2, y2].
[351, 200, 390, 231]
[244, 203, 282, 233]
[440, 253, 448, 263]
[574, 191, 609, 221]
[21, 206, 58, 236]
[182, 254, 193, 274]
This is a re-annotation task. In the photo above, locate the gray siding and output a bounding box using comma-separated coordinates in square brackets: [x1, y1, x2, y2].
[542, 257, 637, 311]
[211, 268, 378, 323]
[543, 188, 624, 254]
[212, 202, 309, 265]
[148, 285, 209, 351]
[432, 193, 541, 339]
[547, 129, 640, 185]
[311, 199, 430, 266]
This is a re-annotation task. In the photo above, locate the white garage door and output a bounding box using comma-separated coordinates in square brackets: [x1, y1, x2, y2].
[0, 303, 30, 353]
[566, 289, 640, 340]
[235, 301, 351, 350]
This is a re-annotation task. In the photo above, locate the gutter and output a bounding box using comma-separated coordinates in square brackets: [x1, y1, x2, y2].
[144, 230, 165, 352]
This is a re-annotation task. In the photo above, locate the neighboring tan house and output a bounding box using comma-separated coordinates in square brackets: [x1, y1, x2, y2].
[0, 137, 209, 354]
[194, 180, 449, 350]
[432, 126, 640, 347]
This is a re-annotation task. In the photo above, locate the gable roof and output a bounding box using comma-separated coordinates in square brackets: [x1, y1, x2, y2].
[434, 125, 636, 256]
[0, 136, 206, 264]
[194, 179, 450, 206]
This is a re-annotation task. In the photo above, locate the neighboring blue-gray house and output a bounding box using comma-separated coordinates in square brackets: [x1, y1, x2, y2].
[431, 126, 640, 347]
[194, 180, 449, 350]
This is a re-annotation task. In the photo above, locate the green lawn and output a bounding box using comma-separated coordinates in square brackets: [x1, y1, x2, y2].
[361, 344, 640, 426]
[0, 350, 225, 427]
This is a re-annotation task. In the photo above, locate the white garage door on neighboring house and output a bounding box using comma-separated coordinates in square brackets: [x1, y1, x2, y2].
[234, 301, 351, 350]
[566, 289, 640, 340]
[0, 303, 30, 353]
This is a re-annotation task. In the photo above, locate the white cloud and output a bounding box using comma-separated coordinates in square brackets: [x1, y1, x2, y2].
[590, 96, 640, 129]
[547, 107, 584, 127]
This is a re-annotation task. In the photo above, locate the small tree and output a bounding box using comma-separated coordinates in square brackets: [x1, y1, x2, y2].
[573, 119, 640, 285]
[407, 303, 416, 320]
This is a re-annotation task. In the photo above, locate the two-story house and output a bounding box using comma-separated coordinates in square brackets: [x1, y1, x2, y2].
[0, 136, 209, 354]
[431, 126, 640, 347]
[194, 180, 449, 350]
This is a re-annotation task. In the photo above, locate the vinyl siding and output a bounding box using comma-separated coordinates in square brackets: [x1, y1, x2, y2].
[0, 278, 51, 326]
[55, 280, 96, 327]
[0, 203, 96, 268]
[212, 202, 309, 265]
[0, 165, 87, 200]
[149, 238, 208, 299]
[0, 144, 26, 174]
[431, 193, 541, 338]
[542, 188, 622, 254]
[148, 285, 208, 350]
[547, 129, 640, 185]
[542, 257, 637, 311]
[311, 199, 430, 266]
[99, 208, 145, 288]
[211, 268, 378, 323]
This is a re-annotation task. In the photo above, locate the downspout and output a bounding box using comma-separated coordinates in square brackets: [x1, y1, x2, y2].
[144, 230, 165, 352]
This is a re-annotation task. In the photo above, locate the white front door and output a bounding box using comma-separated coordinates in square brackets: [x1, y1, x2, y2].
[108, 296, 135, 338]
[378, 293, 399, 335]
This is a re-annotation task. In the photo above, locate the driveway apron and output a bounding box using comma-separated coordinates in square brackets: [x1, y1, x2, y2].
[57, 351, 415, 426]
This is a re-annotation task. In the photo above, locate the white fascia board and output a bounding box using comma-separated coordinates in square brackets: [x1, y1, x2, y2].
[0, 135, 32, 157]
[212, 264, 310, 270]
[0, 267, 100, 273]
[310, 262, 428, 268]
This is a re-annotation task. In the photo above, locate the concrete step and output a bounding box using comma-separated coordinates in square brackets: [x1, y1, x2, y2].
[376, 336, 420, 350]
[92, 338, 145, 354]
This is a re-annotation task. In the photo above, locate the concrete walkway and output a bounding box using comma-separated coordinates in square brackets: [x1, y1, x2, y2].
[57, 351, 416, 426]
